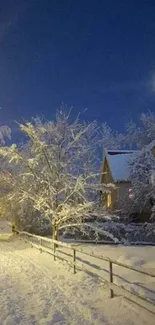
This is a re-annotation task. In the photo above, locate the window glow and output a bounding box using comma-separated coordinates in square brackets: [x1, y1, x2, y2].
[107, 193, 112, 207]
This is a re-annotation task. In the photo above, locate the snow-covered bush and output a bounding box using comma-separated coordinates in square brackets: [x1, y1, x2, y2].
[62, 221, 155, 243]
[16, 200, 52, 235]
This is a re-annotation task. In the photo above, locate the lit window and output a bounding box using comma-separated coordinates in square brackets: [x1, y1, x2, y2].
[129, 188, 134, 199]
[107, 193, 112, 207]
[150, 171, 155, 186]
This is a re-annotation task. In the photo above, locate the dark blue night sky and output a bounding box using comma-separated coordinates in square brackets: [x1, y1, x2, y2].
[0, 0, 155, 132]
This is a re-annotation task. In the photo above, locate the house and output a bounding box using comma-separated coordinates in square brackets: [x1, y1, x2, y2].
[101, 141, 155, 212]
[100, 149, 139, 210]
[145, 140, 155, 185]
[144, 139, 155, 156]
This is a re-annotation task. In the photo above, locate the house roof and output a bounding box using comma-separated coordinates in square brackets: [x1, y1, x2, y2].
[144, 140, 155, 151]
[103, 149, 139, 182]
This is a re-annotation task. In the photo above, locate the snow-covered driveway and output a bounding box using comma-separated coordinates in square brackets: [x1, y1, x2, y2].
[0, 238, 155, 325]
[0, 239, 95, 325]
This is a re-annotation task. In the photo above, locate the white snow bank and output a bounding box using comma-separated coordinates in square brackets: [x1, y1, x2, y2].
[0, 220, 11, 233]
[72, 244, 155, 303]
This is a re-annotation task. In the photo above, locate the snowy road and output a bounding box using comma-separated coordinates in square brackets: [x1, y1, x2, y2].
[0, 238, 155, 325]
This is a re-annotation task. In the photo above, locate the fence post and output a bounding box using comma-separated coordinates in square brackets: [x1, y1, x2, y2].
[54, 242, 56, 261]
[109, 260, 114, 298]
[73, 249, 76, 274]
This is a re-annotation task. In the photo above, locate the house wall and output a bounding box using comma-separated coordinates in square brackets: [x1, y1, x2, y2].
[113, 183, 151, 221]
[101, 158, 118, 209]
[101, 157, 113, 183]
[102, 181, 131, 211]
[151, 147, 155, 157]
[101, 147, 155, 221]
[117, 182, 131, 209]
[101, 158, 132, 210]
[101, 157, 135, 211]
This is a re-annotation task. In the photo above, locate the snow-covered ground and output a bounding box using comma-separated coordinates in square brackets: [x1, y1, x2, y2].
[0, 235, 155, 325]
[55, 242, 155, 304]
[0, 220, 12, 241]
[0, 220, 11, 234]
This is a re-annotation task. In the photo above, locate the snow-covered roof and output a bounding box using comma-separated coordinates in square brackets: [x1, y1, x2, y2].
[144, 140, 155, 151]
[104, 149, 139, 182]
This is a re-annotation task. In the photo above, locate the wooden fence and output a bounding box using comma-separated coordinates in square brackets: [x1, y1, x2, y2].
[16, 230, 155, 315]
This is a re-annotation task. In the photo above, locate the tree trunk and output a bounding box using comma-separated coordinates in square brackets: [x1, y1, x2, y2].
[12, 215, 19, 234]
[53, 223, 58, 248]
[53, 223, 58, 241]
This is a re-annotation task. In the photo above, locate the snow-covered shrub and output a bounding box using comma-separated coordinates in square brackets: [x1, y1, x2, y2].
[62, 221, 155, 243]
[17, 200, 52, 235]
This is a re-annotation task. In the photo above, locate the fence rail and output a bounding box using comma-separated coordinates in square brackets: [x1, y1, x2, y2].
[16, 230, 155, 315]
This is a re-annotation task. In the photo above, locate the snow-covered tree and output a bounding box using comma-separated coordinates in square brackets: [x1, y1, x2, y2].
[101, 122, 124, 150]
[0, 123, 11, 219]
[0, 125, 11, 144]
[125, 111, 155, 149]
[129, 148, 155, 212]
[0, 111, 115, 239]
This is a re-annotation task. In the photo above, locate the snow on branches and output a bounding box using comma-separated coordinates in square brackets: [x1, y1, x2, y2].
[129, 147, 155, 211]
[0, 125, 11, 144]
[0, 111, 116, 239]
[125, 111, 155, 149]
[101, 122, 124, 150]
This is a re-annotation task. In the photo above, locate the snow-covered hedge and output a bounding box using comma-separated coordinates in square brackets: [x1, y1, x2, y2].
[62, 221, 155, 243]
[18, 214, 52, 236]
